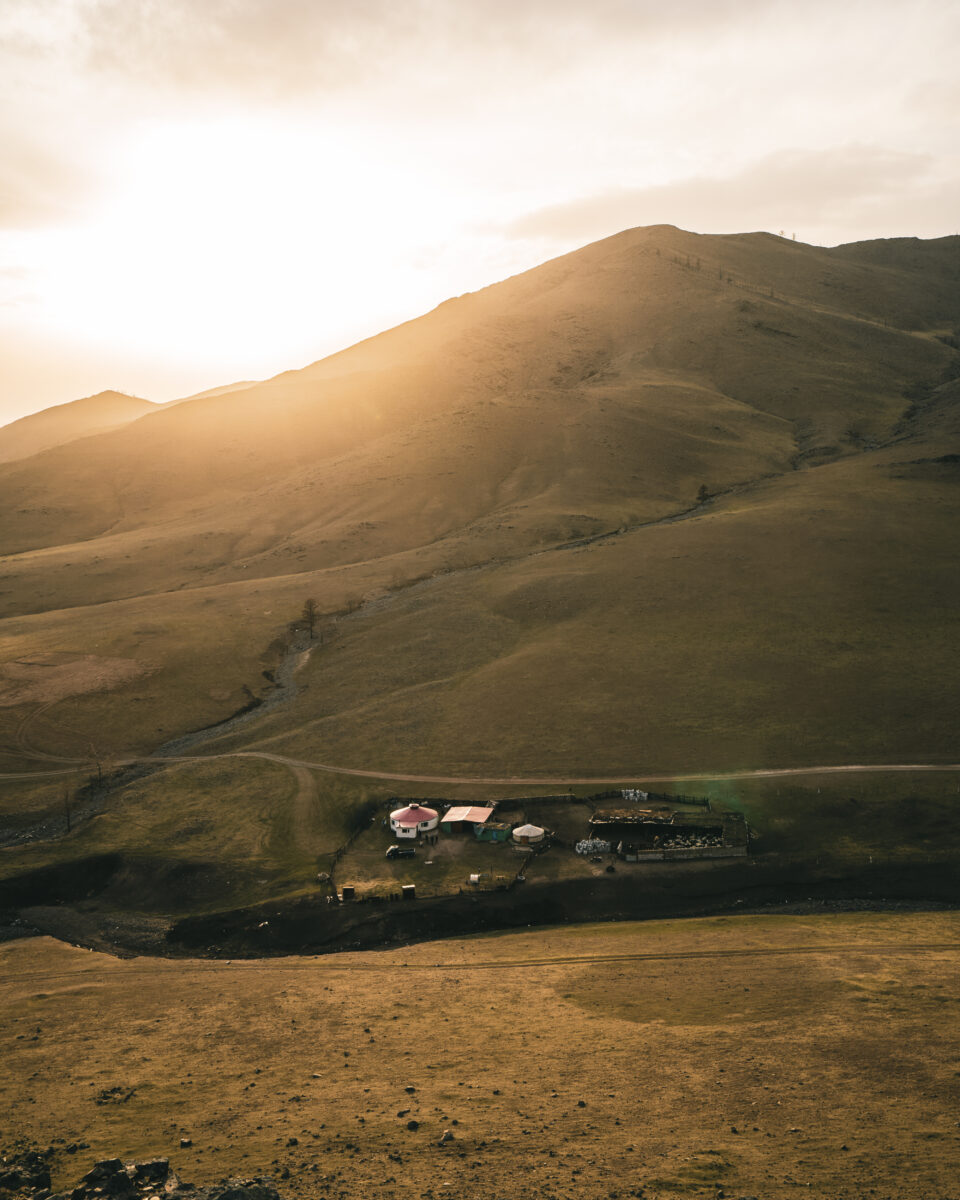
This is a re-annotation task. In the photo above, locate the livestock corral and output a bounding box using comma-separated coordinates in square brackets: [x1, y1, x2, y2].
[333, 788, 752, 899]
[589, 804, 749, 861]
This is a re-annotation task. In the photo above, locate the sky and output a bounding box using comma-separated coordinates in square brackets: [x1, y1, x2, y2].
[1, 0, 958, 425]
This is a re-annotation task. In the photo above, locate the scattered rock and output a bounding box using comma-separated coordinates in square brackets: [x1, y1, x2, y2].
[404, 1085, 416, 1094]
[95, 1087, 137, 1106]
[439, 1130, 453, 1145]
[179, 1138, 193, 1149]
[577, 1100, 587, 1108]
[0, 1152, 284, 1200]
[205, 1181, 281, 1200]
[0, 1147, 52, 1193]
[406, 1120, 420, 1132]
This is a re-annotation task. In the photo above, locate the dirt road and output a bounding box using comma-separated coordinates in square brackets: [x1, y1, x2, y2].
[6, 940, 960, 985]
[2, 748, 959, 786]
[229, 750, 960, 787]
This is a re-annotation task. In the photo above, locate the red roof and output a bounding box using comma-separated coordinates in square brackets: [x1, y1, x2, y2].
[442, 806, 494, 824]
[390, 803, 438, 826]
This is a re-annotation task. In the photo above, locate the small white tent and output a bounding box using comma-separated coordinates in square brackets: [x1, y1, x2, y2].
[512, 823, 545, 845]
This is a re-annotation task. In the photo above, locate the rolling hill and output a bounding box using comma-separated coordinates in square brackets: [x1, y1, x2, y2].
[0, 390, 157, 464]
[0, 223, 958, 934]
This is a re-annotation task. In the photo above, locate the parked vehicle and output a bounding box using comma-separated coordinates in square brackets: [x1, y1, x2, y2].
[385, 844, 416, 859]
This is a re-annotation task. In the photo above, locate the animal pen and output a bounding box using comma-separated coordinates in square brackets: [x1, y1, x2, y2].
[589, 808, 749, 861]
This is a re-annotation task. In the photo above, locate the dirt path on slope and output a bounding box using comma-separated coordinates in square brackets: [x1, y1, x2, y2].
[2, 753, 959, 787]
[224, 750, 960, 787]
[287, 762, 319, 844]
[5, 940, 960, 985]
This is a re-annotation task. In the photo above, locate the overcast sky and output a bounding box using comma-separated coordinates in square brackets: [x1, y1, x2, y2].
[1, 0, 958, 423]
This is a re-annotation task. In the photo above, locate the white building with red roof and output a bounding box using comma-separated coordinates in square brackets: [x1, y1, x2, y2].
[389, 802, 440, 839]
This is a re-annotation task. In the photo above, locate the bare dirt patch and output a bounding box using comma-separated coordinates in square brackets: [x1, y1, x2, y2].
[0, 655, 147, 707]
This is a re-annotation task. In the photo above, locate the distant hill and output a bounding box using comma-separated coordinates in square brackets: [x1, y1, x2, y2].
[160, 381, 259, 409]
[0, 389, 157, 463]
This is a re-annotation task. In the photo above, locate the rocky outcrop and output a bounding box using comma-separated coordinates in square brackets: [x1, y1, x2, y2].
[0, 1150, 283, 1200]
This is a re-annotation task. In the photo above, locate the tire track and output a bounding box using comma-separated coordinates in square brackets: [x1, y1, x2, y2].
[228, 751, 960, 787]
[2, 753, 958, 786]
[4, 941, 959, 985]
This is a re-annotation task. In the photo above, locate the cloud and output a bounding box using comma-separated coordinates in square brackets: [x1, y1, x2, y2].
[499, 146, 960, 246]
[2, 0, 957, 233]
[52, 0, 781, 98]
[73, 0, 406, 97]
[0, 125, 96, 228]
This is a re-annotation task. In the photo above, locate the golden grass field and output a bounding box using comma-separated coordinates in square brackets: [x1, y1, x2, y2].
[2, 912, 959, 1200]
[0, 228, 957, 785]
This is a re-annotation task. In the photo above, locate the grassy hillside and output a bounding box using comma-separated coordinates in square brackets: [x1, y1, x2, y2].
[0, 224, 958, 932]
[2, 913, 959, 1199]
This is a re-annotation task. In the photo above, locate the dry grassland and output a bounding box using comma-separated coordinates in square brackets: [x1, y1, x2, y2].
[234, 448, 960, 778]
[0, 227, 956, 782]
[2, 912, 959, 1200]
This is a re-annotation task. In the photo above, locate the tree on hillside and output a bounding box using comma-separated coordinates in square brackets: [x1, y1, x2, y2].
[301, 597, 320, 639]
[696, 484, 711, 505]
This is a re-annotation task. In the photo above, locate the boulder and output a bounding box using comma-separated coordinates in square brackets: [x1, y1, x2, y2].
[81, 1160, 125, 1185]
[131, 1162, 168, 1187]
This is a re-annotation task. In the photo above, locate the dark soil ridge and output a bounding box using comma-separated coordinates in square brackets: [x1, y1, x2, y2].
[165, 857, 960, 959]
[4, 851, 956, 958]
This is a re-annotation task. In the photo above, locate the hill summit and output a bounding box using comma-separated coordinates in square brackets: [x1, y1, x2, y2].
[0, 390, 157, 464]
[0, 223, 957, 778]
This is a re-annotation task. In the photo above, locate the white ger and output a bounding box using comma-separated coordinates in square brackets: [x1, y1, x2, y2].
[389, 802, 440, 840]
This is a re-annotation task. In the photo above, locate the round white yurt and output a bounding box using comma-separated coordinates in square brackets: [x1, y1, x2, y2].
[389, 802, 440, 840]
[512, 823, 545, 846]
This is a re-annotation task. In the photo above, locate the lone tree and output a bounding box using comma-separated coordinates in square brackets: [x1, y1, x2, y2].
[301, 597, 320, 639]
[696, 484, 711, 505]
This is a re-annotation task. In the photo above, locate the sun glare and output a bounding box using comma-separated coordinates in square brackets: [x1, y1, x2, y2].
[21, 116, 481, 378]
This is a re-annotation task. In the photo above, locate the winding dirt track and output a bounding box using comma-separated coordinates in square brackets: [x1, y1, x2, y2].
[5, 942, 960, 984]
[2, 749, 959, 786]
[227, 751, 960, 787]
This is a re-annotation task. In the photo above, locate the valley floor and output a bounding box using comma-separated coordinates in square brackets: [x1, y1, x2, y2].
[2, 912, 959, 1200]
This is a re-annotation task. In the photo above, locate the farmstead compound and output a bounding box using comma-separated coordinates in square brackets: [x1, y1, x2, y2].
[334, 789, 753, 901]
